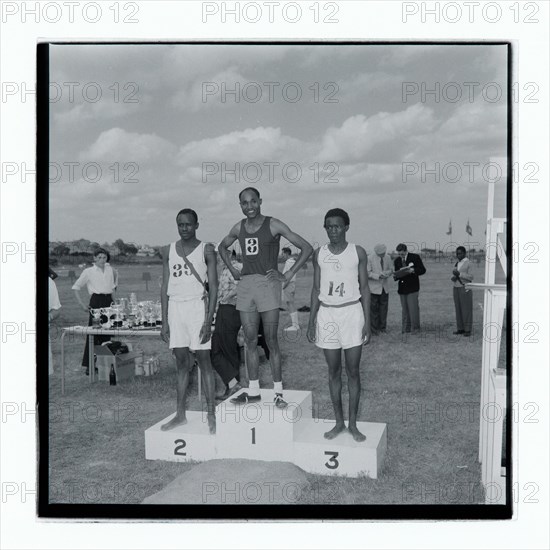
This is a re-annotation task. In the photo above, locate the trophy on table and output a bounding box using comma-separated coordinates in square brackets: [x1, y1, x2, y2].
[111, 302, 124, 328]
[143, 301, 155, 327]
[154, 301, 162, 327]
[90, 308, 102, 328]
[99, 307, 111, 327]
[127, 304, 138, 328]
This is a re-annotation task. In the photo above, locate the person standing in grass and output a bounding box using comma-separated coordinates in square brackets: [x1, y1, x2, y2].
[307, 208, 371, 442]
[159, 208, 218, 434]
[452, 246, 474, 337]
[218, 187, 313, 409]
[212, 250, 243, 401]
[281, 247, 300, 331]
[393, 243, 426, 334]
[72, 248, 118, 375]
[367, 243, 392, 335]
[49, 275, 62, 376]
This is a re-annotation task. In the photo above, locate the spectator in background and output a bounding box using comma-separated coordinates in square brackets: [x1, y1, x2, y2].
[49, 276, 62, 375]
[393, 243, 426, 334]
[281, 247, 299, 331]
[452, 246, 474, 336]
[367, 244, 392, 335]
[72, 248, 118, 375]
[212, 250, 243, 400]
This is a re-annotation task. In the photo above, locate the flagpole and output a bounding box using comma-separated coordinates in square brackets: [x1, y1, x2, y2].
[446, 219, 452, 261]
[466, 219, 470, 257]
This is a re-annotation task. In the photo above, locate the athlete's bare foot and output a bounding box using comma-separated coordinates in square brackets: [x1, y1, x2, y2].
[160, 414, 187, 431]
[323, 423, 346, 440]
[207, 413, 216, 435]
[348, 424, 366, 442]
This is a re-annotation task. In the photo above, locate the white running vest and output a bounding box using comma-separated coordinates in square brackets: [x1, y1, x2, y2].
[318, 243, 361, 306]
[167, 241, 207, 302]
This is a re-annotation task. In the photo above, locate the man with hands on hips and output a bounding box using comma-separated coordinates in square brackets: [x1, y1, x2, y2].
[218, 187, 313, 409]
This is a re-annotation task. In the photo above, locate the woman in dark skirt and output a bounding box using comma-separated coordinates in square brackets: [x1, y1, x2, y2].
[72, 248, 118, 374]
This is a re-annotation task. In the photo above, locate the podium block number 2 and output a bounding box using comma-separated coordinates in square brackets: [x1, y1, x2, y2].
[174, 439, 187, 456]
[324, 451, 339, 470]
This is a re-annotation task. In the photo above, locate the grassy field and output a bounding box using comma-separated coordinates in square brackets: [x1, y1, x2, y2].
[48, 258, 502, 505]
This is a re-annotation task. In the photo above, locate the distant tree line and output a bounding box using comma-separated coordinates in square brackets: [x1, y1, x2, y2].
[49, 238, 160, 259]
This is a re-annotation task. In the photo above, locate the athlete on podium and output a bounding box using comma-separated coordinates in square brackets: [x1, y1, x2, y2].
[307, 208, 371, 442]
[218, 187, 313, 409]
[159, 208, 218, 434]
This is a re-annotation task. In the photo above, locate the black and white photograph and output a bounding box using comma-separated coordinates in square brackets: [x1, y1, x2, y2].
[40, 41, 512, 518]
[0, 0, 548, 547]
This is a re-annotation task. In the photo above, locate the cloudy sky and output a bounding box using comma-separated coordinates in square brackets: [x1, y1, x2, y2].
[49, 43, 508, 253]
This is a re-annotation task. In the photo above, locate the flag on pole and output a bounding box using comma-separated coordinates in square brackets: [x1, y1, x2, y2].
[466, 219, 473, 236]
[446, 220, 452, 235]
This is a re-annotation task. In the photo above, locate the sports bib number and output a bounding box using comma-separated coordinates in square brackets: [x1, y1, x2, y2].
[245, 238, 259, 255]
[172, 263, 191, 277]
[327, 281, 345, 297]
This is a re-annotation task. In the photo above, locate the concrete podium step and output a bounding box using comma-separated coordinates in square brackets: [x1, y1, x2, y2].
[215, 389, 312, 462]
[145, 410, 216, 462]
[292, 418, 387, 478]
[145, 389, 387, 478]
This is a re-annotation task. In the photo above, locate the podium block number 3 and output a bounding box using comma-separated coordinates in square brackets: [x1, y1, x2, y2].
[174, 439, 187, 456]
[324, 451, 339, 470]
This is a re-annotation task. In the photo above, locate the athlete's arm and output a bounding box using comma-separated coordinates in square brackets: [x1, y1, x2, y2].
[160, 244, 170, 344]
[204, 243, 218, 325]
[270, 218, 313, 279]
[219, 222, 242, 280]
[357, 245, 371, 345]
[307, 248, 321, 343]
[199, 243, 218, 344]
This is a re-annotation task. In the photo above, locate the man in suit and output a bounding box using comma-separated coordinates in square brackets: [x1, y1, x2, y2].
[367, 243, 392, 334]
[393, 243, 426, 333]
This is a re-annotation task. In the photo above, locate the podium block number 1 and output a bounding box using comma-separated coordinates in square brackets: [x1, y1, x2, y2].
[251, 427, 256, 445]
[324, 451, 339, 470]
[174, 439, 187, 456]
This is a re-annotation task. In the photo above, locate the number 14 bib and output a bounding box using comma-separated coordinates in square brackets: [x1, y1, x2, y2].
[317, 243, 361, 306]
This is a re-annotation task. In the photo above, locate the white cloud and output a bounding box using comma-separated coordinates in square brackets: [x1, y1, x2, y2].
[163, 45, 291, 83]
[403, 101, 507, 167]
[378, 45, 438, 68]
[176, 126, 309, 167]
[80, 128, 176, 163]
[52, 92, 150, 128]
[337, 71, 406, 103]
[437, 101, 506, 146]
[318, 104, 437, 162]
[170, 66, 249, 112]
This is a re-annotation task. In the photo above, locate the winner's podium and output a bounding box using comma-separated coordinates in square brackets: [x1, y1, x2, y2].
[216, 389, 311, 462]
[145, 389, 387, 478]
